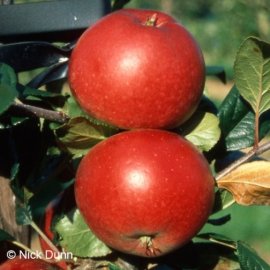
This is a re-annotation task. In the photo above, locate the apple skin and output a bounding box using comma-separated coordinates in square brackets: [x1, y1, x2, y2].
[75, 129, 215, 257]
[0, 258, 60, 270]
[69, 9, 205, 129]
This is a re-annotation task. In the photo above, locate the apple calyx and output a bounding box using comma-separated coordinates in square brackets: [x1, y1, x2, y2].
[140, 235, 161, 256]
[144, 13, 158, 27]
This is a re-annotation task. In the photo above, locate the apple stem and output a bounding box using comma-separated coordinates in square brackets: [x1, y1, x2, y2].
[140, 235, 161, 256]
[145, 13, 158, 27]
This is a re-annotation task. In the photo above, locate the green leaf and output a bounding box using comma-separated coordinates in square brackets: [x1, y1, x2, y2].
[16, 203, 32, 225]
[224, 112, 255, 150]
[64, 95, 87, 118]
[0, 63, 18, 114]
[55, 209, 112, 258]
[218, 85, 270, 150]
[55, 117, 112, 157]
[0, 229, 15, 242]
[183, 112, 221, 152]
[218, 85, 250, 137]
[64, 96, 118, 129]
[206, 65, 226, 83]
[237, 241, 270, 270]
[207, 214, 231, 226]
[64, 96, 120, 147]
[14, 186, 33, 215]
[10, 163, 20, 181]
[212, 189, 235, 213]
[19, 84, 61, 99]
[0, 84, 18, 115]
[108, 263, 123, 270]
[234, 37, 270, 115]
[0, 63, 17, 86]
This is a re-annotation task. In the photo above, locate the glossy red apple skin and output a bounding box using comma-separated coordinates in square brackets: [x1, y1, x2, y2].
[75, 129, 215, 257]
[69, 9, 205, 129]
[0, 258, 59, 270]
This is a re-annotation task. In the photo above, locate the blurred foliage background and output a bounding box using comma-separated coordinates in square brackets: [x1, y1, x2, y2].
[3, 0, 270, 264]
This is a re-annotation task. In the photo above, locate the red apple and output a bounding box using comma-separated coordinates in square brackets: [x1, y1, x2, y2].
[69, 9, 205, 129]
[75, 129, 214, 257]
[0, 258, 60, 270]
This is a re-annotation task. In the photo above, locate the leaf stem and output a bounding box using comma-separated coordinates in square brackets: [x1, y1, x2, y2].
[11, 102, 69, 123]
[216, 140, 270, 181]
[208, 237, 236, 250]
[30, 221, 60, 254]
[196, 235, 236, 250]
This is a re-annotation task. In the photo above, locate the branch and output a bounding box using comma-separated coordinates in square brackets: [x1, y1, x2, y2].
[215, 141, 270, 181]
[11, 102, 69, 124]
